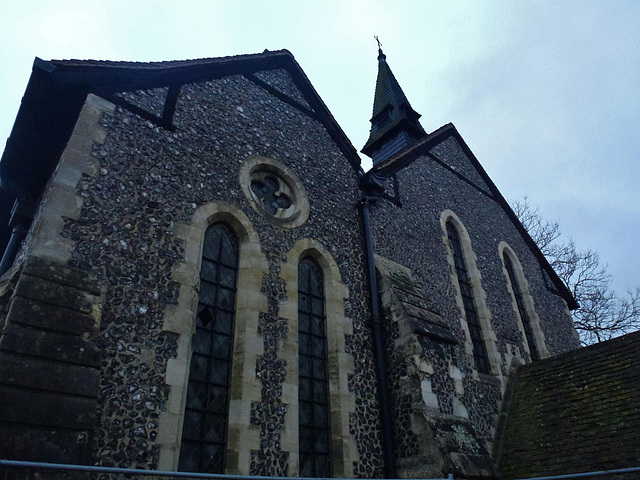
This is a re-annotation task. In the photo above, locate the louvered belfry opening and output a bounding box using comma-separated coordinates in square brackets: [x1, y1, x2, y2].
[179, 223, 239, 473]
[504, 254, 539, 361]
[446, 222, 490, 375]
[298, 258, 331, 477]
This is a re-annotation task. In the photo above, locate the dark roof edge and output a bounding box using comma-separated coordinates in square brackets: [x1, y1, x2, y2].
[373, 123, 578, 310]
[371, 123, 456, 175]
[451, 130, 578, 310]
[520, 328, 640, 368]
[39, 50, 297, 86]
[1, 50, 363, 198]
[40, 50, 363, 173]
[34, 57, 56, 73]
[281, 54, 364, 175]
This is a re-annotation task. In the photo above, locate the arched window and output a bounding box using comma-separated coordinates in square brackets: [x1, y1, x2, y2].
[179, 223, 239, 473]
[298, 257, 331, 478]
[446, 221, 490, 374]
[503, 253, 539, 361]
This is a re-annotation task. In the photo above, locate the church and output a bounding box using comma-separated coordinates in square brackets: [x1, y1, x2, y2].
[0, 48, 638, 480]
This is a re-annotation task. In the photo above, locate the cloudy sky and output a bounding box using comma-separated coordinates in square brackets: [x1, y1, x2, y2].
[1, 0, 639, 294]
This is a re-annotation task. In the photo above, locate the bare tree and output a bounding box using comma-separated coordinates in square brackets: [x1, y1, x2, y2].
[512, 197, 640, 345]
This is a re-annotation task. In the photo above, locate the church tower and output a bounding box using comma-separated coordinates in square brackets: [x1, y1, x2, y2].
[361, 45, 427, 166]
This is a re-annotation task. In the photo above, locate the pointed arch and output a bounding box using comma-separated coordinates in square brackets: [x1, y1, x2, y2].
[178, 222, 238, 472]
[158, 201, 268, 473]
[499, 242, 549, 361]
[279, 238, 357, 477]
[440, 210, 500, 378]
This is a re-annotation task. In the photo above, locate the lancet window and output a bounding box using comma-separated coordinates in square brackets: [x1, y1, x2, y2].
[298, 257, 331, 478]
[503, 253, 539, 361]
[446, 221, 490, 374]
[179, 223, 239, 473]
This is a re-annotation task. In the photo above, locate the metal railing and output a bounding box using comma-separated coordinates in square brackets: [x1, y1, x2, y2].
[515, 467, 640, 480]
[6, 460, 638, 480]
[0, 460, 454, 480]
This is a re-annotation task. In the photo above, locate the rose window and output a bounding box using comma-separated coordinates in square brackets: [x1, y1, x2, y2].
[250, 174, 292, 216]
[240, 155, 309, 228]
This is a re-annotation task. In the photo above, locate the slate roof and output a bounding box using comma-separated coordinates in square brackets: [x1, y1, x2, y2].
[370, 51, 411, 119]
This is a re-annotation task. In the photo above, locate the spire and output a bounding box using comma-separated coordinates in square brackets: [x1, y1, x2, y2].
[362, 40, 427, 166]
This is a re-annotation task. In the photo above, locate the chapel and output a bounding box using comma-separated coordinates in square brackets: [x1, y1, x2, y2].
[0, 48, 637, 480]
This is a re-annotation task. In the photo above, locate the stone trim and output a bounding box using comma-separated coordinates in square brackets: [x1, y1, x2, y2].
[23, 94, 115, 267]
[0, 94, 111, 464]
[279, 238, 357, 477]
[374, 255, 447, 478]
[157, 201, 267, 473]
[440, 210, 502, 381]
[498, 242, 549, 361]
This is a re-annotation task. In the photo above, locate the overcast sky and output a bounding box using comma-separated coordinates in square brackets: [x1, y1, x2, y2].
[1, 0, 639, 294]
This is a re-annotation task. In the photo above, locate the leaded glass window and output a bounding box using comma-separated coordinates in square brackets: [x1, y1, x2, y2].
[504, 254, 539, 361]
[446, 222, 490, 374]
[298, 258, 331, 478]
[179, 223, 238, 473]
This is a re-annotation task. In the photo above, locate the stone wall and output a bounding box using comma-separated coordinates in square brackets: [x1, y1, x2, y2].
[376, 255, 495, 479]
[498, 330, 640, 479]
[370, 134, 580, 475]
[19, 70, 380, 476]
[0, 256, 103, 464]
[4, 57, 585, 478]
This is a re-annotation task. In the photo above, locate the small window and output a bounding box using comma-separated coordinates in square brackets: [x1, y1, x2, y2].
[179, 223, 239, 473]
[298, 258, 331, 477]
[446, 222, 490, 374]
[503, 254, 539, 361]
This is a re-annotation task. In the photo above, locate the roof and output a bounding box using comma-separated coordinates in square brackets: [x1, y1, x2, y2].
[499, 330, 640, 477]
[361, 50, 426, 162]
[372, 123, 579, 310]
[0, 49, 362, 200]
[370, 52, 411, 119]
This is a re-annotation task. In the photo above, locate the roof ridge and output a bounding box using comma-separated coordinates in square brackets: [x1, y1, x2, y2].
[47, 49, 293, 69]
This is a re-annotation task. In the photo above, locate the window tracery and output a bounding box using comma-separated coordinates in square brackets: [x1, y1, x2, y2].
[239, 155, 309, 228]
[179, 223, 238, 473]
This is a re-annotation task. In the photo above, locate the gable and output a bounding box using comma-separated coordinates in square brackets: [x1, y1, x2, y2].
[0, 51, 362, 203]
[371, 124, 577, 310]
[429, 136, 494, 197]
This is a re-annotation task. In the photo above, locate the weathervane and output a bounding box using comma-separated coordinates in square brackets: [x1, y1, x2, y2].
[375, 36, 382, 50]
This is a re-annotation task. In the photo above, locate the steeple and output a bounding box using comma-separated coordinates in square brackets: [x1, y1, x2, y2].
[361, 42, 427, 166]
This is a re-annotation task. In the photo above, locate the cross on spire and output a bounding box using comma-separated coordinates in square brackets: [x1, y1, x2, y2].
[374, 36, 386, 61]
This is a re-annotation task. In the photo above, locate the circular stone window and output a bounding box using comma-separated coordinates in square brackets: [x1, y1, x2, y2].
[239, 155, 309, 228]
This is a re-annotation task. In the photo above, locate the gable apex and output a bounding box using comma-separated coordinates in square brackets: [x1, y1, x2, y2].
[1, 50, 362, 200]
[372, 123, 578, 311]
